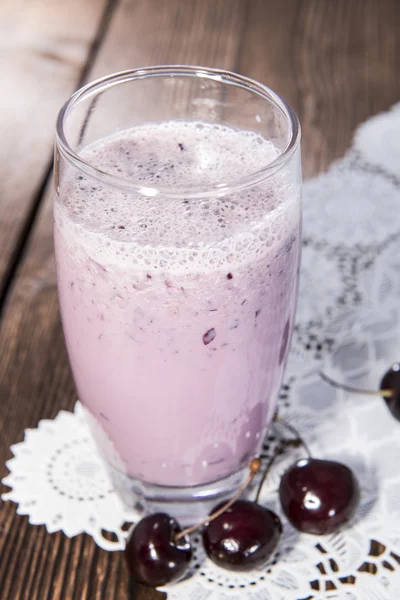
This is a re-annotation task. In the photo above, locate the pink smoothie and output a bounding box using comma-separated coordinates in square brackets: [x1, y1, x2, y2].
[54, 121, 301, 487]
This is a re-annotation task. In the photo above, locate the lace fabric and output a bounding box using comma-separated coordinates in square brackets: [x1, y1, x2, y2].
[3, 103, 400, 598]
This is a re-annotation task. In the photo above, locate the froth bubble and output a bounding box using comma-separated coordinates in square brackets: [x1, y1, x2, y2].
[57, 121, 298, 272]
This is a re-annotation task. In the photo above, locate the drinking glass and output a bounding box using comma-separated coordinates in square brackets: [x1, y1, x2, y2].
[54, 66, 301, 523]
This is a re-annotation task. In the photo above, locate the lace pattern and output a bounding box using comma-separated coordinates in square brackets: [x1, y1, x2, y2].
[3, 103, 400, 598]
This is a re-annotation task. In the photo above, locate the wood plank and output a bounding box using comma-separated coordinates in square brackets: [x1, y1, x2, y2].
[236, 0, 400, 177]
[0, 1, 247, 598]
[1, 0, 400, 598]
[0, 0, 109, 302]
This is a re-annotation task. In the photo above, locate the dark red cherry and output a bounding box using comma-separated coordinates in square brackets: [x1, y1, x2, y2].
[125, 513, 191, 587]
[279, 458, 360, 535]
[202, 499, 282, 571]
[380, 363, 400, 421]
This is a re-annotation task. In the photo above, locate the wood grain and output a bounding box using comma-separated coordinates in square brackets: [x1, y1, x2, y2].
[0, 1, 246, 598]
[0, 0, 109, 304]
[0, 0, 400, 598]
[235, 0, 400, 177]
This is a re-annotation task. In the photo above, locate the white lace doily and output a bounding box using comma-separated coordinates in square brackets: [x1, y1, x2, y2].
[3, 103, 400, 599]
[2, 402, 138, 551]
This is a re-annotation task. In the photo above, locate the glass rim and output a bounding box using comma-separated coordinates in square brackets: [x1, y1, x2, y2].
[55, 65, 301, 199]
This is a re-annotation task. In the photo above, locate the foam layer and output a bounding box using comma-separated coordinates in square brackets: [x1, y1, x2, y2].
[56, 121, 298, 272]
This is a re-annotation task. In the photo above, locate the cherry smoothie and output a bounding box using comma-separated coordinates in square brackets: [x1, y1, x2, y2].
[54, 121, 301, 489]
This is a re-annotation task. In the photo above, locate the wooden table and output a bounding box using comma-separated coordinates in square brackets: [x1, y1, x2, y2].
[0, 1, 399, 598]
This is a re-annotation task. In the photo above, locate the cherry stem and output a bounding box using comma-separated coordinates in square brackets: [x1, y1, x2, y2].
[175, 458, 261, 541]
[274, 414, 312, 458]
[319, 371, 392, 398]
[254, 453, 277, 504]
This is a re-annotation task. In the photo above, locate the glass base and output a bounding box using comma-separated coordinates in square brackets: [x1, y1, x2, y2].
[107, 464, 248, 525]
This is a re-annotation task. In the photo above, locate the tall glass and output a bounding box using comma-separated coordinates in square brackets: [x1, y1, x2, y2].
[54, 66, 301, 523]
